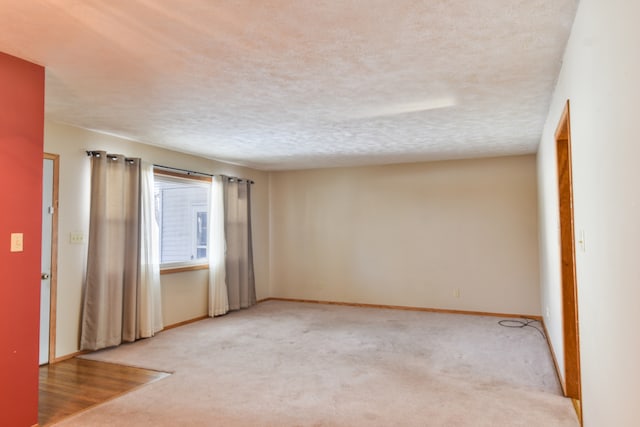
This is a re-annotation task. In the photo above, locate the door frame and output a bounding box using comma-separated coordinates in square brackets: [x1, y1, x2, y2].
[43, 153, 59, 363]
[555, 101, 582, 406]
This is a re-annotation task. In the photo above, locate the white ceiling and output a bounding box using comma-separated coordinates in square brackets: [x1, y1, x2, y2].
[0, 1, 578, 170]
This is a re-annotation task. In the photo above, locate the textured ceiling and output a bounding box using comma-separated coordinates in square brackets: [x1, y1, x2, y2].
[0, 1, 578, 170]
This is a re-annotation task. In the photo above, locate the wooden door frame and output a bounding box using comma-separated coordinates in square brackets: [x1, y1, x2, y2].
[43, 153, 59, 363]
[555, 101, 582, 405]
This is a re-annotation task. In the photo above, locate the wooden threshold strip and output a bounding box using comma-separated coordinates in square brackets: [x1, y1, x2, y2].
[39, 358, 170, 426]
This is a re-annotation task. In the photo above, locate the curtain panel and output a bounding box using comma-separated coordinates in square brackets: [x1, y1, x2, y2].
[208, 175, 229, 316]
[208, 176, 256, 316]
[223, 177, 256, 311]
[139, 162, 163, 335]
[80, 153, 162, 351]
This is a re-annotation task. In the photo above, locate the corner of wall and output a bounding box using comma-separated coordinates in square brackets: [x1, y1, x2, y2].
[0, 50, 44, 427]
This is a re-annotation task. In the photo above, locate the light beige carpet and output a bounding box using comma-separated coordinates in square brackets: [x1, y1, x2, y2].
[59, 301, 577, 426]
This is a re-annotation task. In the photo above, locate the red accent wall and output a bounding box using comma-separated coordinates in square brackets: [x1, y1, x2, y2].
[0, 51, 45, 426]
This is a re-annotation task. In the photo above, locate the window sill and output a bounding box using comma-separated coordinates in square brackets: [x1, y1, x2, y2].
[160, 264, 209, 275]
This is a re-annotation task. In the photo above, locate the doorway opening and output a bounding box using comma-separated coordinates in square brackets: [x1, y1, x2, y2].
[41, 153, 59, 365]
[555, 101, 582, 416]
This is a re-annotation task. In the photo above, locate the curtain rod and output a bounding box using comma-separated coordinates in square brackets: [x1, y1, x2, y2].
[155, 164, 254, 184]
[86, 150, 137, 163]
[87, 151, 254, 184]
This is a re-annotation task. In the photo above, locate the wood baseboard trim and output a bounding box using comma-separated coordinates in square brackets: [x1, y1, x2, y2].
[572, 398, 582, 425]
[51, 350, 89, 364]
[259, 297, 542, 320]
[536, 320, 582, 424]
[162, 315, 209, 331]
[49, 316, 209, 365]
[541, 319, 567, 396]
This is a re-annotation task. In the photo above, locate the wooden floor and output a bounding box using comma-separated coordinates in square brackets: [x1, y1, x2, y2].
[39, 357, 170, 426]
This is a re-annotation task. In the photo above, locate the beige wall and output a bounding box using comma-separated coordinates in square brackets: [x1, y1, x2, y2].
[537, 1, 640, 424]
[44, 121, 269, 358]
[270, 155, 540, 316]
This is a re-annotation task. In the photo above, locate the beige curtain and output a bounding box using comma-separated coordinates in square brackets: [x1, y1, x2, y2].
[81, 152, 163, 350]
[223, 177, 256, 311]
[208, 175, 229, 316]
[81, 152, 140, 350]
[138, 162, 163, 335]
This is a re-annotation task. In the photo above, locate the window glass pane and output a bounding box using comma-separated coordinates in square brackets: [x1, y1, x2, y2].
[154, 174, 210, 265]
[196, 212, 208, 246]
[196, 247, 207, 259]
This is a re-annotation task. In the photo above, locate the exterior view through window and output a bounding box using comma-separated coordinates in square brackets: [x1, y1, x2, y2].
[154, 173, 210, 267]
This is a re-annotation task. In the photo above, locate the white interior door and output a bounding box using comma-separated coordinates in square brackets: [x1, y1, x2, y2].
[40, 158, 54, 365]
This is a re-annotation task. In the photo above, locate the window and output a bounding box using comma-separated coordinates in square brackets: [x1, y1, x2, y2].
[154, 171, 210, 269]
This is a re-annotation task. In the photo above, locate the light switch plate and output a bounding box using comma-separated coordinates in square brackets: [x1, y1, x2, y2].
[70, 232, 85, 244]
[10, 233, 23, 252]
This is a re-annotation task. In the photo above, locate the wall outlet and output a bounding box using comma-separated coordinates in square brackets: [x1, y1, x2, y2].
[453, 289, 460, 298]
[70, 232, 85, 244]
[545, 306, 550, 317]
[10, 233, 23, 252]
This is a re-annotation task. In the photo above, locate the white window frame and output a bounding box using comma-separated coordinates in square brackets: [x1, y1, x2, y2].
[154, 169, 212, 274]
